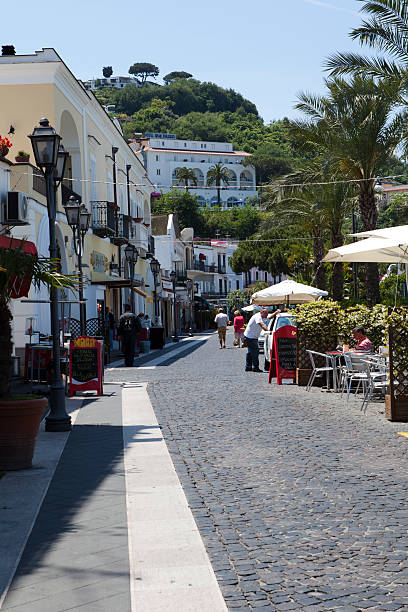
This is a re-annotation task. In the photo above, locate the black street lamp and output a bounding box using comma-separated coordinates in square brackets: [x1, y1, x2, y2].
[170, 270, 179, 342]
[64, 196, 91, 335]
[186, 278, 193, 336]
[150, 257, 161, 325]
[124, 244, 138, 313]
[28, 118, 70, 432]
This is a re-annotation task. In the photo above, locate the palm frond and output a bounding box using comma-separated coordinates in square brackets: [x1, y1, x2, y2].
[325, 51, 404, 78]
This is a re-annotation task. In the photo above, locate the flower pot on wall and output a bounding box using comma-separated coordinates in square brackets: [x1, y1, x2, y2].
[0, 396, 48, 470]
[15, 154, 29, 163]
[0, 146, 9, 158]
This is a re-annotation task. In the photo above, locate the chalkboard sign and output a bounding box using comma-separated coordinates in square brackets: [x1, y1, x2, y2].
[69, 336, 103, 396]
[269, 325, 297, 385]
[277, 337, 296, 372]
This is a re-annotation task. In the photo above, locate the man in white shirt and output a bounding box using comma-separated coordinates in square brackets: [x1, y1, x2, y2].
[214, 308, 229, 349]
[244, 308, 280, 372]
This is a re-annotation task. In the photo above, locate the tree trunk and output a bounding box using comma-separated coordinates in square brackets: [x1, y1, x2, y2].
[313, 236, 326, 291]
[217, 187, 221, 206]
[331, 232, 344, 302]
[0, 299, 13, 398]
[359, 189, 380, 304]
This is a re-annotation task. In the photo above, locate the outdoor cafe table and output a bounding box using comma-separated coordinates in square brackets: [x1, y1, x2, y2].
[325, 351, 387, 394]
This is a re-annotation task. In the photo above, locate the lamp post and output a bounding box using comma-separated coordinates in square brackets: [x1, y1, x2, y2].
[150, 258, 161, 325]
[64, 196, 91, 335]
[29, 118, 70, 432]
[170, 270, 179, 342]
[186, 278, 193, 336]
[124, 244, 138, 313]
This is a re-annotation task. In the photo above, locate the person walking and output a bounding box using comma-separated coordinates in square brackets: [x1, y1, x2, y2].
[118, 304, 142, 367]
[244, 308, 280, 372]
[105, 306, 115, 351]
[233, 310, 245, 347]
[214, 307, 229, 349]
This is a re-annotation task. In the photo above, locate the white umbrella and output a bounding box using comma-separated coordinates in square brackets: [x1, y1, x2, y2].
[350, 225, 408, 241]
[251, 279, 328, 306]
[242, 304, 262, 312]
[322, 237, 408, 263]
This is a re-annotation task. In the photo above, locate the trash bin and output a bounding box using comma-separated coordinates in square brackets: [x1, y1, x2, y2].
[12, 355, 20, 377]
[149, 326, 165, 349]
[140, 340, 150, 354]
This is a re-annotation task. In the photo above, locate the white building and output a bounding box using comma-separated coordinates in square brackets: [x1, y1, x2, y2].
[151, 214, 193, 336]
[130, 133, 258, 208]
[191, 240, 244, 303]
[85, 76, 143, 90]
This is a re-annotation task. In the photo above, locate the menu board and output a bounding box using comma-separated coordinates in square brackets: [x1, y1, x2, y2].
[69, 336, 102, 396]
[269, 325, 297, 385]
[277, 337, 296, 372]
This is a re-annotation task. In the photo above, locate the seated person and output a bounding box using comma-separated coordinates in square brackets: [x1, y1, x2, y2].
[351, 326, 372, 352]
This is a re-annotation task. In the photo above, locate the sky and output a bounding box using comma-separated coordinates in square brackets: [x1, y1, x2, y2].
[3, 0, 365, 123]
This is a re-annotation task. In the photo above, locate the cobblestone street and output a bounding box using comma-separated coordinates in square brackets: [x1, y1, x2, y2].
[107, 329, 408, 611]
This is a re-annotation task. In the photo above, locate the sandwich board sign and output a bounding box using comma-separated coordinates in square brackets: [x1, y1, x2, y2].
[69, 336, 103, 396]
[268, 325, 296, 385]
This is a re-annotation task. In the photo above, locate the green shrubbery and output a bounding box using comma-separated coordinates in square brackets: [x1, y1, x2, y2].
[295, 300, 389, 350]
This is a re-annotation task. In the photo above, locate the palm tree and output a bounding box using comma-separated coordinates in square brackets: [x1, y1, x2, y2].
[326, 0, 408, 81]
[174, 167, 197, 191]
[289, 75, 406, 303]
[206, 163, 231, 207]
[267, 160, 355, 299]
[0, 241, 77, 397]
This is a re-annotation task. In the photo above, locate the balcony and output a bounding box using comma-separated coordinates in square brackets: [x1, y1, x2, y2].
[174, 261, 187, 283]
[147, 235, 155, 257]
[190, 261, 216, 274]
[111, 213, 130, 245]
[129, 220, 149, 253]
[217, 265, 226, 274]
[91, 201, 116, 237]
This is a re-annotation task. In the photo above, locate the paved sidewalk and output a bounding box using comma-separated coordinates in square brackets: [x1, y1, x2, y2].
[0, 332, 224, 612]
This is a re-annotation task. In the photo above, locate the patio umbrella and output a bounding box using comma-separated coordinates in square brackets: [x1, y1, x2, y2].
[322, 237, 408, 264]
[251, 279, 328, 306]
[349, 225, 408, 242]
[242, 304, 262, 312]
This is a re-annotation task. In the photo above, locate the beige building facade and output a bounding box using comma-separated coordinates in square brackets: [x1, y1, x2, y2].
[0, 48, 154, 360]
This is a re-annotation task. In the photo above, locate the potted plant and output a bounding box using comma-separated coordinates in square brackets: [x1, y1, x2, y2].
[0, 136, 12, 158]
[15, 150, 30, 163]
[0, 239, 77, 470]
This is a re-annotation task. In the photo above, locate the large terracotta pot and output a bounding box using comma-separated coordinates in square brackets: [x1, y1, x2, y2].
[0, 397, 48, 470]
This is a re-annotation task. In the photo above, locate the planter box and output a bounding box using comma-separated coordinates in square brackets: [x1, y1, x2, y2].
[296, 368, 325, 387]
[385, 394, 408, 422]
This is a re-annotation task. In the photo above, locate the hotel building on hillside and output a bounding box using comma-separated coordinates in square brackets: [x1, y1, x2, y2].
[130, 133, 258, 208]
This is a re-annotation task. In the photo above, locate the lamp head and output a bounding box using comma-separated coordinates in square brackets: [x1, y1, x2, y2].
[79, 205, 91, 233]
[28, 118, 61, 171]
[150, 258, 160, 275]
[64, 196, 81, 228]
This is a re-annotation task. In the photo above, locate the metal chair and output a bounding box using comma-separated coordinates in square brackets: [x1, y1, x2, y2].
[306, 350, 334, 391]
[359, 360, 388, 413]
[343, 353, 369, 401]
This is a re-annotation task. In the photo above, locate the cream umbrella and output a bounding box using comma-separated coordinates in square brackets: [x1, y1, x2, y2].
[322, 237, 408, 263]
[349, 225, 408, 241]
[251, 279, 328, 306]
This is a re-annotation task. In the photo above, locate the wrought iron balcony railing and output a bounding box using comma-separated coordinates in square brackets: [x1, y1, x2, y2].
[111, 213, 130, 245]
[91, 201, 116, 237]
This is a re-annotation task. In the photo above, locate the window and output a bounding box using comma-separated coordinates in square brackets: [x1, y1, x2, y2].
[156, 169, 161, 176]
[256, 271, 259, 281]
[184, 143, 187, 147]
[265, 272, 268, 282]
[162, 141, 165, 146]
[236, 280, 240, 290]
[155, 155, 159, 161]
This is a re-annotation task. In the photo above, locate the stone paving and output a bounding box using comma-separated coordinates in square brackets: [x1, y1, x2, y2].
[106, 329, 408, 611]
